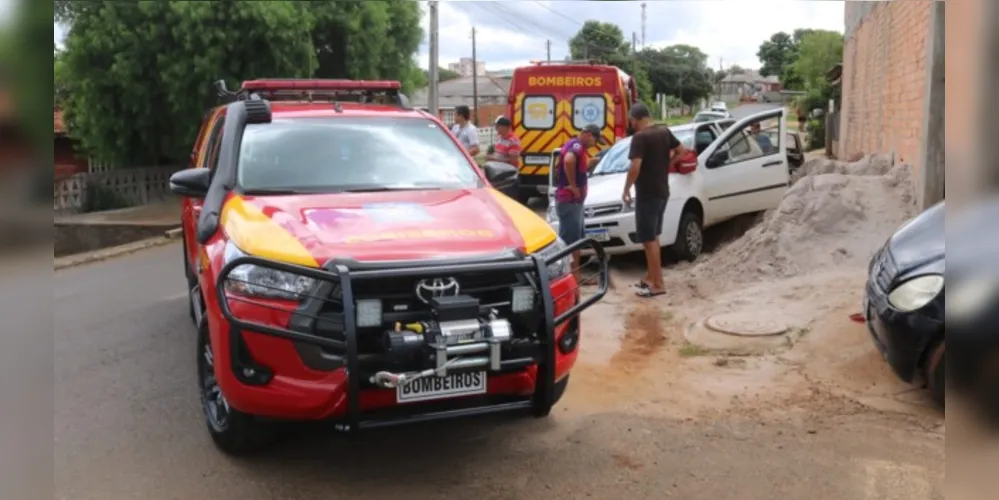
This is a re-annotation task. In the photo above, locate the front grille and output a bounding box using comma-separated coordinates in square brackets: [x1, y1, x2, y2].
[873, 247, 897, 292]
[311, 268, 537, 355]
[585, 203, 623, 218]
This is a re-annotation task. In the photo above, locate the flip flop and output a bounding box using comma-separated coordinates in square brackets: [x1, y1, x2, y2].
[636, 287, 666, 298]
[634, 280, 651, 289]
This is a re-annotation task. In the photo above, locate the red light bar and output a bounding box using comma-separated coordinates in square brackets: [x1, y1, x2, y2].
[241, 79, 401, 92]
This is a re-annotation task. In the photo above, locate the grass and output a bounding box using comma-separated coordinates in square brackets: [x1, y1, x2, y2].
[678, 342, 710, 357]
[660, 115, 691, 126]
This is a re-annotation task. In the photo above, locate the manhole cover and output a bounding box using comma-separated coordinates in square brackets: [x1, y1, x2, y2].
[704, 312, 789, 337]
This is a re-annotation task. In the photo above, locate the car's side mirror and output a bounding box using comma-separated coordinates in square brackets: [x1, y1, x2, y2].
[484, 161, 518, 184]
[169, 168, 211, 198]
[706, 150, 728, 168]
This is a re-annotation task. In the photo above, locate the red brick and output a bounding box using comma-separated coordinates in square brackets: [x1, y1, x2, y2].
[839, 0, 934, 176]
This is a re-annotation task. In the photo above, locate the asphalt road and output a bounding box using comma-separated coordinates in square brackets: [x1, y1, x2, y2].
[730, 102, 783, 119]
[55, 243, 944, 500]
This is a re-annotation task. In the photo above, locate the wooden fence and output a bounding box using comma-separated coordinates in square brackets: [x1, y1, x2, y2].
[54, 166, 181, 214]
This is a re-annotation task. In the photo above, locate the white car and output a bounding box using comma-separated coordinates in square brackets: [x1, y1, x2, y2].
[692, 110, 731, 122]
[547, 108, 789, 259]
[710, 101, 728, 113]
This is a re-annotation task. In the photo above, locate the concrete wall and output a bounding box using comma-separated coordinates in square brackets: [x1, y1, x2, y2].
[839, 0, 934, 171]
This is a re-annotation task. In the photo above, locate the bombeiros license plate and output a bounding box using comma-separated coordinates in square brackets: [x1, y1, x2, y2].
[397, 371, 487, 403]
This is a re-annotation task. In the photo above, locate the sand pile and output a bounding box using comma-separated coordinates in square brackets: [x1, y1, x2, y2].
[688, 154, 918, 285]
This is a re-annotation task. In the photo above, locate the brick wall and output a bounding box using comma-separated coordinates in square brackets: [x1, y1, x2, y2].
[839, 0, 933, 171]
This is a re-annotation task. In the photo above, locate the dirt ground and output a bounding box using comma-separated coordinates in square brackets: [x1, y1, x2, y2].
[557, 153, 944, 492]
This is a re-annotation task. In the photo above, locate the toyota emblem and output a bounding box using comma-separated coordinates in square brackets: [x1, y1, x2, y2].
[584, 207, 594, 218]
[415, 277, 460, 303]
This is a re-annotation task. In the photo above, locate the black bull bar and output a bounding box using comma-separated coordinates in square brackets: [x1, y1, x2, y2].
[215, 238, 609, 431]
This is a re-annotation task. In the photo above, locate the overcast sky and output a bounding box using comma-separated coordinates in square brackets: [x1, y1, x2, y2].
[426, 0, 845, 71]
[54, 1, 846, 71]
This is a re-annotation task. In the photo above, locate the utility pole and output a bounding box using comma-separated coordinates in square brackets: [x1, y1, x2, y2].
[428, 0, 439, 117]
[717, 57, 723, 99]
[641, 3, 647, 48]
[471, 26, 478, 126]
[546, 40, 551, 61]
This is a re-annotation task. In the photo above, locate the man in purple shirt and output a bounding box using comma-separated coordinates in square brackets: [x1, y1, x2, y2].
[554, 124, 604, 282]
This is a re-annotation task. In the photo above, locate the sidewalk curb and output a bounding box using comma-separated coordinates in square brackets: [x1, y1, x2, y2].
[54, 236, 176, 270]
[164, 227, 183, 239]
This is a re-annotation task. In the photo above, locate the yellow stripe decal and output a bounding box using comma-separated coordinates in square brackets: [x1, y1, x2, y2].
[220, 196, 318, 267]
[487, 188, 556, 254]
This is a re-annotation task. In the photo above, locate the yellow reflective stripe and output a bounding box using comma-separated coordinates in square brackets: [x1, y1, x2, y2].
[220, 196, 318, 267]
[487, 188, 556, 253]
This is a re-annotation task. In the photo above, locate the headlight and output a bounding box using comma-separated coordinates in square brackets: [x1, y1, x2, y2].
[223, 241, 316, 300]
[887, 274, 943, 312]
[536, 238, 571, 280]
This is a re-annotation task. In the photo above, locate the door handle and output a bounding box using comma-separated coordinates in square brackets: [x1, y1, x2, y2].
[762, 160, 782, 167]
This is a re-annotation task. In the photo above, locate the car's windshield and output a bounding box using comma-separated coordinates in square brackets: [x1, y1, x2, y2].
[693, 112, 725, 123]
[237, 117, 482, 193]
[590, 129, 695, 176]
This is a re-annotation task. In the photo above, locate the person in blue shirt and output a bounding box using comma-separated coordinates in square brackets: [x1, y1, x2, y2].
[750, 123, 774, 154]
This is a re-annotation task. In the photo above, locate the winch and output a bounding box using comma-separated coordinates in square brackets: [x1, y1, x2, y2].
[370, 295, 512, 389]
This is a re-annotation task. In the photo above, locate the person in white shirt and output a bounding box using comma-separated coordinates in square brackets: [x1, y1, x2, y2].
[450, 105, 480, 157]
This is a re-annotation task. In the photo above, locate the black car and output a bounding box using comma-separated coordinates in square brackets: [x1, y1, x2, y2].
[864, 202, 945, 405]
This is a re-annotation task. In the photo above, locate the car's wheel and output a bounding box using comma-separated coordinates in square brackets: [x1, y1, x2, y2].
[183, 231, 199, 326]
[516, 189, 533, 205]
[670, 210, 704, 262]
[925, 340, 945, 408]
[197, 324, 276, 455]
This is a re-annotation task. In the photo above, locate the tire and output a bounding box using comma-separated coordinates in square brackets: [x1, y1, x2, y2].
[552, 375, 569, 405]
[532, 375, 570, 417]
[516, 189, 533, 205]
[197, 324, 277, 456]
[183, 231, 199, 326]
[669, 210, 704, 262]
[924, 341, 945, 408]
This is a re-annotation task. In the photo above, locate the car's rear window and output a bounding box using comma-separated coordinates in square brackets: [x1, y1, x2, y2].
[237, 117, 482, 192]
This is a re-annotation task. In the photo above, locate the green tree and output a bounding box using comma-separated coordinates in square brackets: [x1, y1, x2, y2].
[62, 1, 317, 167]
[568, 20, 630, 61]
[789, 30, 843, 91]
[54, 48, 69, 108]
[306, 0, 424, 93]
[639, 45, 713, 106]
[756, 32, 795, 78]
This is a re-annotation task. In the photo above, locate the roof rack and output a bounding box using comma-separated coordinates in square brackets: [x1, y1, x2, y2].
[214, 79, 411, 109]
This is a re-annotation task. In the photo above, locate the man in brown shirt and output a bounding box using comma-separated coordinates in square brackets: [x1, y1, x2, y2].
[622, 103, 688, 298]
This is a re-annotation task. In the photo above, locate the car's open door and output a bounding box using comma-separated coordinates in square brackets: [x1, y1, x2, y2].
[699, 108, 788, 220]
[545, 147, 561, 222]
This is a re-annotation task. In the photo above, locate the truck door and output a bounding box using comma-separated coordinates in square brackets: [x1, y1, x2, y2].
[572, 94, 607, 158]
[521, 94, 558, 170]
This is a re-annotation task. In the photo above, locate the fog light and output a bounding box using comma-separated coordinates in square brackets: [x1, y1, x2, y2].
[511, 286, 535, 312]
[356, 299, 383, 327]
